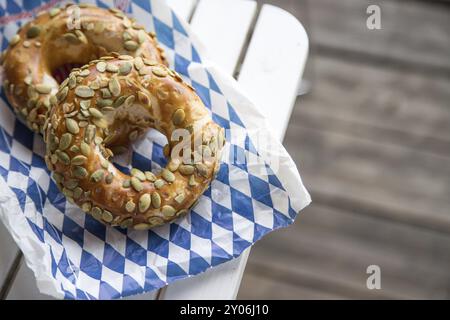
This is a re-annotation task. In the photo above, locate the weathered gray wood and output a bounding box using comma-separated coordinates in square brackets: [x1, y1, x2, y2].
[240, 203, 450, 299]
[242, 0, 450, 299]
[258, 0, 450, 74]
[284, 53, 450, 233]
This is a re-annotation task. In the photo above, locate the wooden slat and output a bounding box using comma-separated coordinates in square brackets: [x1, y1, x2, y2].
[240, 202, 450, 299]
[160, 4, 308, 299]
[190, 0, 258, 74]
[166, 0, 197, 21]
[280, 0, 450, 73]
[237, 4, 309, 140]
[285, 55, 450, 233]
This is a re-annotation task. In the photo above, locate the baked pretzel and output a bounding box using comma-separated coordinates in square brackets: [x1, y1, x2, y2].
[1, 3, 166, 133]
[44, 54, 225, 229]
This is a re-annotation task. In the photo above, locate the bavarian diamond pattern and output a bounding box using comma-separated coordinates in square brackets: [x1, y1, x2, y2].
[0, 0, 304, 299]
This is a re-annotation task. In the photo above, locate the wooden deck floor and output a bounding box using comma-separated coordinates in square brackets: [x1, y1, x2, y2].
[238, 0, 450, 299]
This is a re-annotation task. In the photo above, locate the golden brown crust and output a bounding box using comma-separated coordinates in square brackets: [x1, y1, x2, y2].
[44, 55, 225, 229]
[2, 3, 166, 133]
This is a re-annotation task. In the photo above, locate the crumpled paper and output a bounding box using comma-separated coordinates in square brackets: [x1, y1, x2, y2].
[0, 0, 310, 299]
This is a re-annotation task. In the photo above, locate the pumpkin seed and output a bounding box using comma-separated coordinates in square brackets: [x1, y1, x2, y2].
[145, 171, 156, 182]
[179, 164, 194, 175]
[71, 155, 87, 165]
[100, 88, 111, 98]
[125, 200, 135, 212]
[27, 26, 41, 38]
[119, 55, 133, 60]
[35, 84, 51, 94]
[120, 218, 133, 228]
[52, 172, 63, 183]
[93, 117, 107, 128]
[59, 133, 72, 150]
[50, 154, 58, 165]
[131, 168, 146, 181]
[84, 125, 96, 143]
[64, 32, 80, 44]
[148, 216, 163, 226]
[49, 8, 60, 17]
[62, 188, 74, 198]
[189, 175, 198, 187]
[137, 91, 151, 106]
[73, 187, 83, 199]
[124, 95, 135, 107]
[56, 150, 70, 165]
[73, 166, 88, 179]
[106, 63, 118, 73]
[122, 180, 131, 188]
[134, 223, 151, 230]
[196, 163, 208, 177]
[122, 31, 132, 41]
[152, 67, 167, 77]
[64, 179, 78, 190]
[151, 192, 161, 208]
[134, 57, 144, 70]
[124, 40, 139, 51]
[97, 99, 113, 107]
[79, 69, 90, 77]
[89, 108, 103, 118]
[174, 193, 185, 204]
[108, 77, 121, 96]
[9, 34, 20, 47]
[162, 169, 175, 183]
[96, 61, 106, 72]
[57, 86, 69, 102]
[70, 145, 80, 153]
[65, 118, 79, 134]
[91, 206, 102, 220]
[137, 30, 147, 44]
[68, 75, 77, 89]
[119, 61, 132, 75]
[154, 179, 165, 189]
[139, 194, 151, 212]
[113, 95, 127, 108]
[102, 210, 113, 223]
[80, 142, 91, 156]
[172, 109, 185, 126]
[90, 169, 104, 183]
[81, 202, 92, 212]
[131, 177, 143, 192]
[162, 205, 176, 217]
[75, 85, 94, 98]
[105, 172, 113, 184]
[168, 160, 180, 172]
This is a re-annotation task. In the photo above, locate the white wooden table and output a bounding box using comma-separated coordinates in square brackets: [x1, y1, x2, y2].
[0, 0, 308, 300]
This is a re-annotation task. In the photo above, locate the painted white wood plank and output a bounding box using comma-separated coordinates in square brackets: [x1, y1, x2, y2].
[0, 221, 19, 291]
[238, 4, 309, 141]
[166, 0, 197, 21]
[190, 0, 258, 74]
[160, 4, 309, 300]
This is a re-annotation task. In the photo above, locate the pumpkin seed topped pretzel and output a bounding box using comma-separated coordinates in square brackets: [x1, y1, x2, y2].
[44, 55, 225, 229]
[1, 3, 166, 133]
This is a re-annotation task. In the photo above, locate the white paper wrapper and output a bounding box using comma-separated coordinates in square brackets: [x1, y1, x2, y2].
[0, 0, 310, 299]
